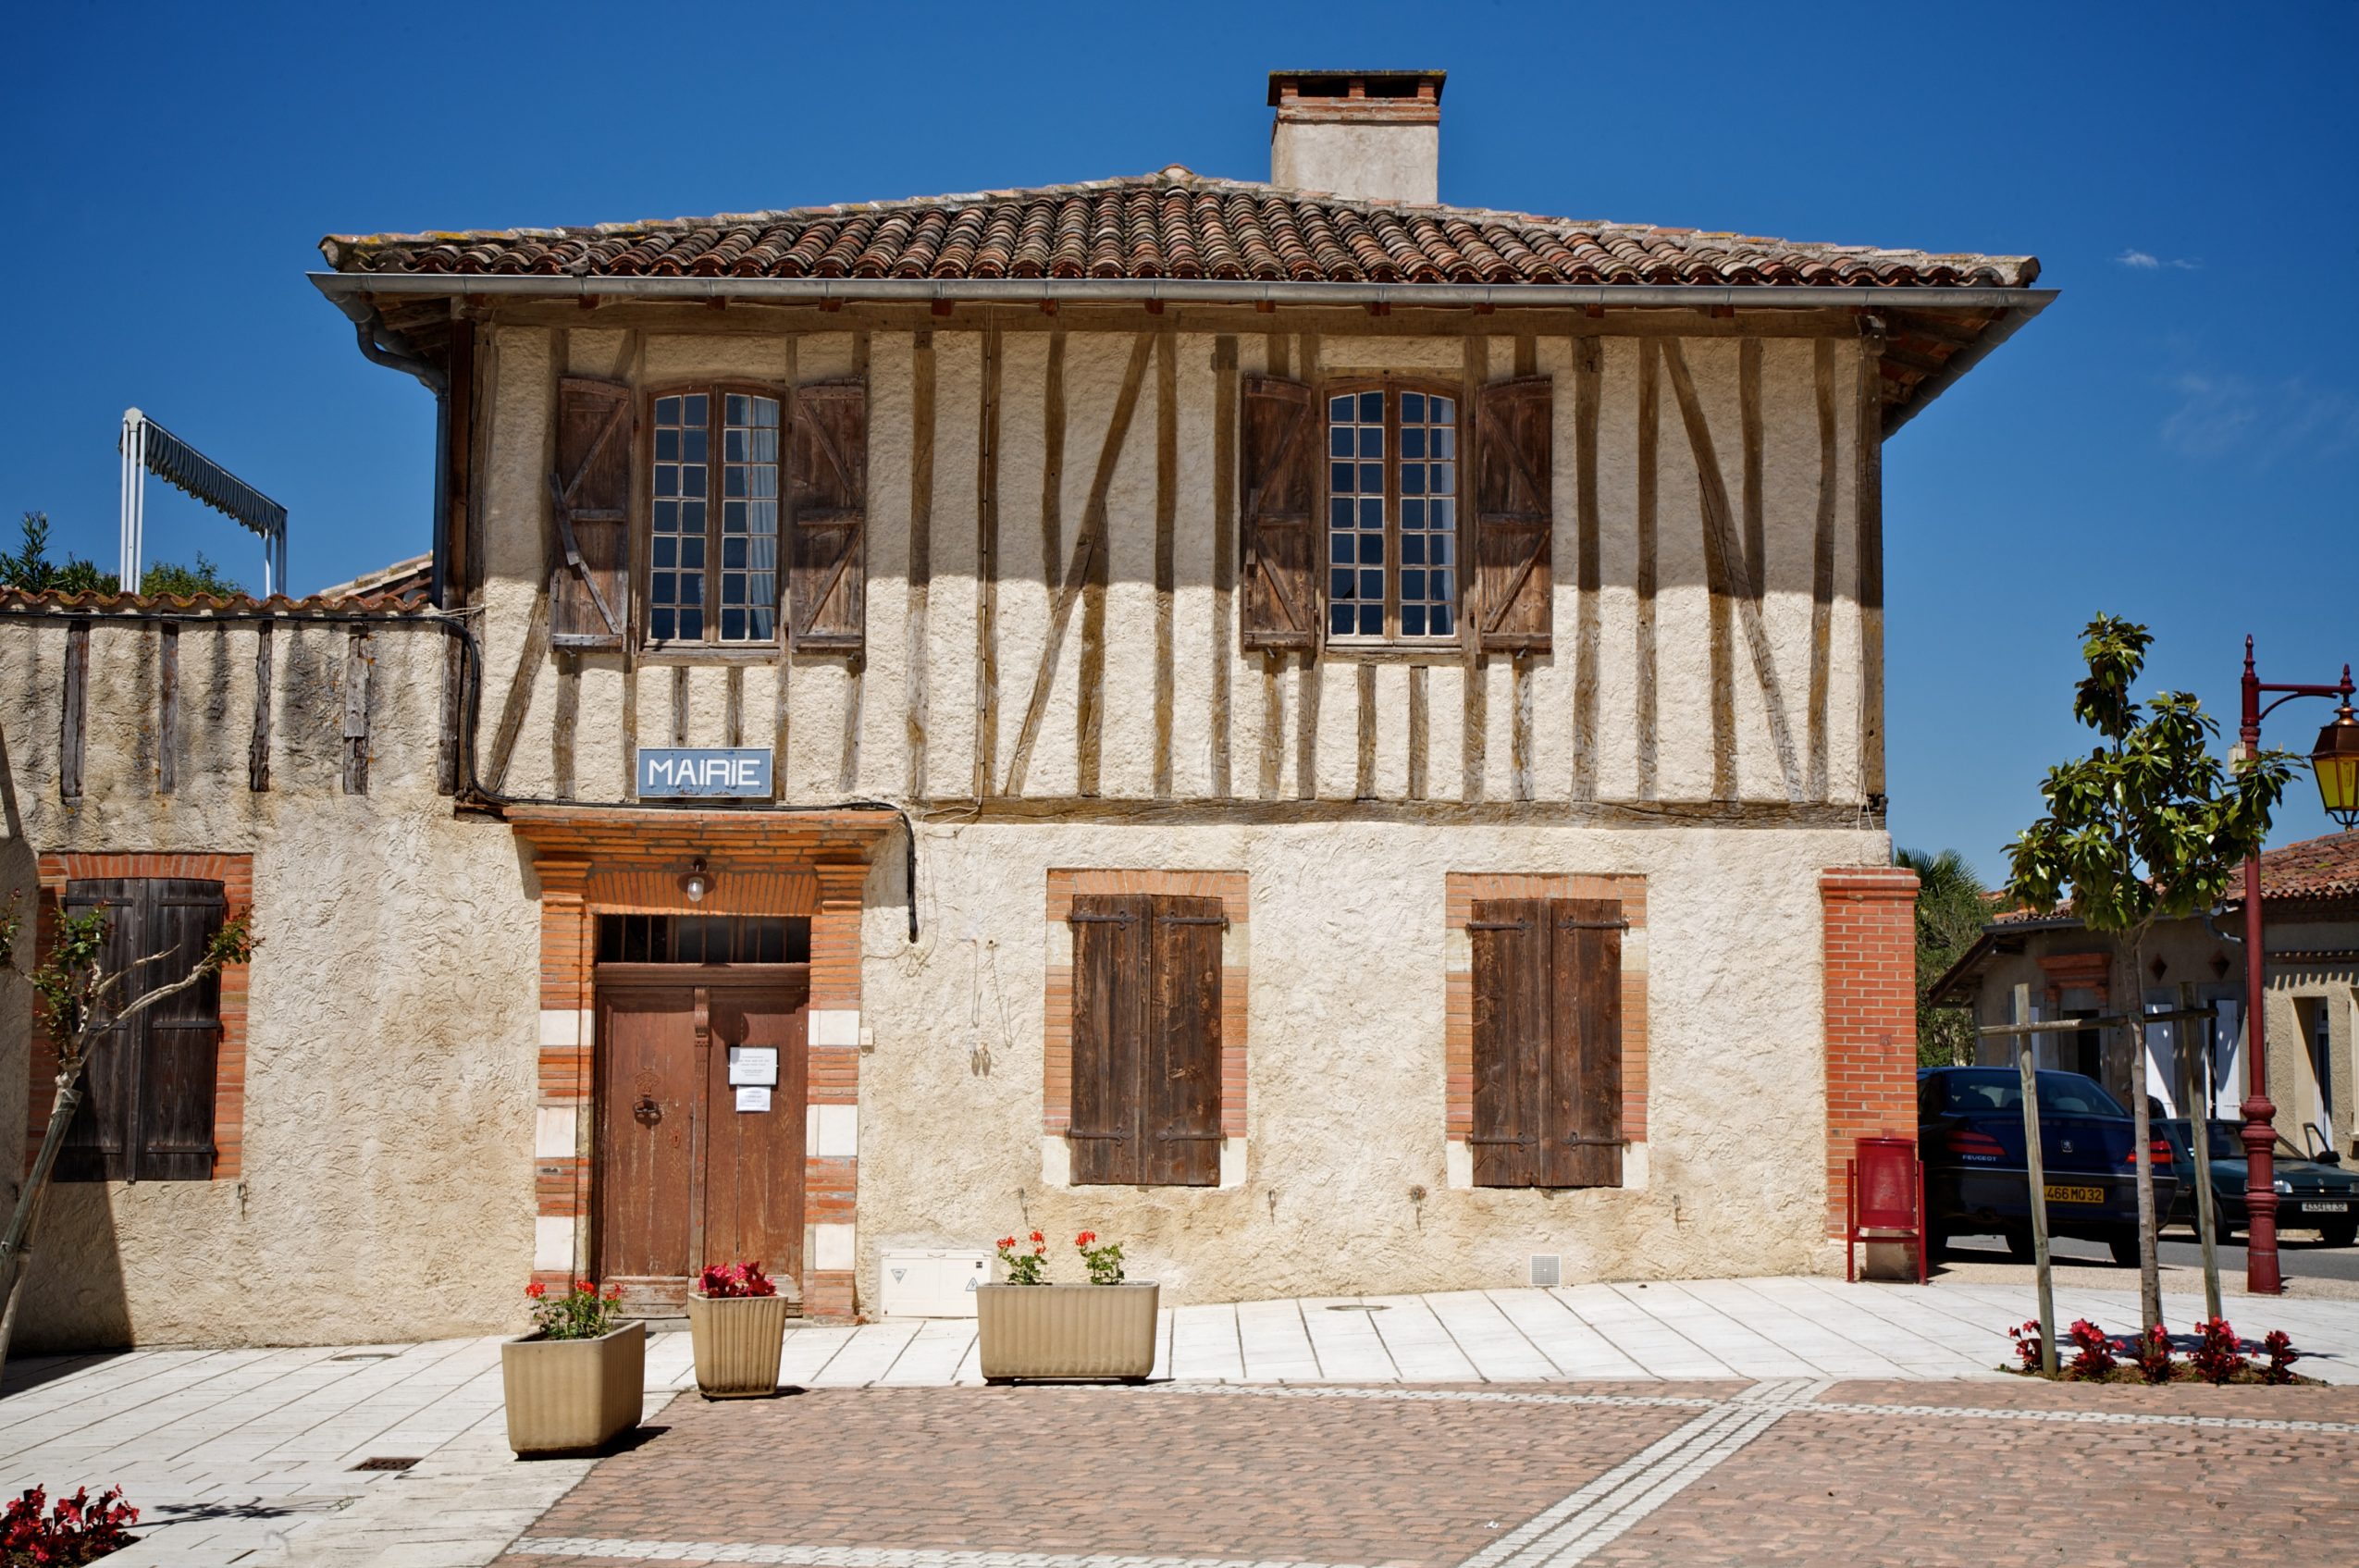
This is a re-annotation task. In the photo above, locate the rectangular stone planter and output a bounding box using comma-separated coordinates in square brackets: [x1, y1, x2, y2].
[687, 1292, 790, 1398]
[976, 1282, 1160, 1382]
[500, 1319, 644, 1457]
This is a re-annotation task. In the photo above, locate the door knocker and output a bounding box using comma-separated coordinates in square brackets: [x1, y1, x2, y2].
[633, 1095, 663, 1128]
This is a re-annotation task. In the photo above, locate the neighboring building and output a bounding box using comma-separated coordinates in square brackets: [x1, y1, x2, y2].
[0, 70, 2052, 1347]
[1933, 830, 2359, 1165]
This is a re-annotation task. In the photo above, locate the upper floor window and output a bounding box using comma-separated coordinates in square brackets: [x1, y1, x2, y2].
[1328, 385, 1458, 643]
[651, 389, 781, 645]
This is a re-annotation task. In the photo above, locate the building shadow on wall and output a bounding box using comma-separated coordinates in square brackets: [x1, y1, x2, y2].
[15, 1183, 133, 1353]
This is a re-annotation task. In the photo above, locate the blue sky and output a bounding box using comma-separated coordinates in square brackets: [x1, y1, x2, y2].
[6, 3, 2354, 872]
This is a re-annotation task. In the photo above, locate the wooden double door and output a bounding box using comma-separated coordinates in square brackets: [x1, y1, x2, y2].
[596, 970, 808, 1312]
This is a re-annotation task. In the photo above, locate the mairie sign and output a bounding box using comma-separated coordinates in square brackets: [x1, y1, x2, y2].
[636, 747, 772, 798]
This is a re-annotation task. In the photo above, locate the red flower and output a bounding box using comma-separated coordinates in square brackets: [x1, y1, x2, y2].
[1076, 1231, 1096, 1246]
[997, 1236, 1017, 1251]
[1030, 1229, 1044, 1244]
[526, 1280, 547, 1299]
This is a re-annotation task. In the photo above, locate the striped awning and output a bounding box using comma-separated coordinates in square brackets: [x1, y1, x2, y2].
[121, 414, 286, 541]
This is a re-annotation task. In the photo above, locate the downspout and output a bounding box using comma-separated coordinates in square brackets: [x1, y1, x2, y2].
[328, 297, 452, 606]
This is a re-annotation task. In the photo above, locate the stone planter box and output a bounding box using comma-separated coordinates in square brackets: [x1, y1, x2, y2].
[687, 1293, 790, 1398]
[500, 1320, 644, 1457]
[976, 1282, 1160, 1383]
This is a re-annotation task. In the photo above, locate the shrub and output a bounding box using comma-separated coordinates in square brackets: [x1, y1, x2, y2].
[2190, 1316, 2248, 1384]
[2008, 1320, 2044, 1372]
[2064, 1319, 2118, 1380]
[2, 1485, 138, 1565]
[525, 1278, 622, 1340]
[1074, 1230, 1125, 1285]
[697, 1261, 776, 1299]
[2262, 1330, 2303, 1385]
[995, 1230, 1048, 1286]
[2131, 1324, 2175, 1383]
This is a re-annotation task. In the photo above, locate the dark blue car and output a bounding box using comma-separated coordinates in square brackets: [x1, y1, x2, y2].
[1917, 1067, 2180, 1265]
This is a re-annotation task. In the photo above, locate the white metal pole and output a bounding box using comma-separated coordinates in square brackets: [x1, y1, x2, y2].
[118, 410, 135, 588]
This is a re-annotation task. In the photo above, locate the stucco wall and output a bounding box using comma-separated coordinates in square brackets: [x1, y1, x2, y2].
[850, 821, 1877, 1301]
[0, 619, 542, 1350]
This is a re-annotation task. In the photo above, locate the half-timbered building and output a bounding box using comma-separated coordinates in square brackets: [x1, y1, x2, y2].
[0, 71, 2051, 1345]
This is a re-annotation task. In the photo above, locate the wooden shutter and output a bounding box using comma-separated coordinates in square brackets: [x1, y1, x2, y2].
[1145, 896, 1225, 1187]
[1469, 895, 1624, 1189]
[1547, 897, 1624, 1188]
[1239, 376, 1318, 651]
[56, 878, 224, 1183]
[550, 377, 633, 648]
[1468, 898, 1548, 1188]
[787, 380, 868, 650]
[1470, 377, 1554, 653]
[1068, 895, 1149, 1184]
[56, 880, 140, 1181]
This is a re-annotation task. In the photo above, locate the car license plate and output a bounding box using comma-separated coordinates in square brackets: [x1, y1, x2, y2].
[2301, 1203, 2349, 1213]
[2045, 1184, 2105, 1204]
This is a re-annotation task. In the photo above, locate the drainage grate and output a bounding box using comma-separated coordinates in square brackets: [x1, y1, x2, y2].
[331, 1352, 396, 1362]
[350, 1456, 421, 1473]
[1326, 1303, 1389, 1312]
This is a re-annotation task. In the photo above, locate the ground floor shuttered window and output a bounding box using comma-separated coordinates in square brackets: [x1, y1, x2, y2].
[1467, 896, 1625, 1189]
[56, 878, 227, 1182]
[1068, 894, 1225, 1186]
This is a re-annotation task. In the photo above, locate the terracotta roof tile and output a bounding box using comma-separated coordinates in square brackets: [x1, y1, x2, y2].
[320, 169, 2038, 290]
[0, 554, 432, 618]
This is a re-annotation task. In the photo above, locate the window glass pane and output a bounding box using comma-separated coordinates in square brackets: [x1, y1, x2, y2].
[1328, 390, 1385, 637]
[650, 394, 704, 638]
[717, 394, 781, 641]
[1399, 389, 1457, 638]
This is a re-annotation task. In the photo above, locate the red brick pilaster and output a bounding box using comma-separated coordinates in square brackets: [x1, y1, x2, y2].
[803, 859, 866, 1320]
[531, 855, 594, 1291]
[1822, 867, 1921, 1236]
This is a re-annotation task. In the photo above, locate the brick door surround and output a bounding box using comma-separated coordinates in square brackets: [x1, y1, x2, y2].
[508, 807, 892, 1319]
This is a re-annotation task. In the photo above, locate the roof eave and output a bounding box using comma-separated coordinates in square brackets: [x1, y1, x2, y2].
[314, 273, 2055, 426]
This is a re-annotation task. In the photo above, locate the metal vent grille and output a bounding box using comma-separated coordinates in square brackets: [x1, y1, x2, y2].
[350, 1456, 421, 1473]
[1528, 1253, 1562, 1288]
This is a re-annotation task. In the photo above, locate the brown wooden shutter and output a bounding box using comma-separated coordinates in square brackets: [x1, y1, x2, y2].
[1546, 897, 1624, 1188]
[56, 879, 140, 1181]
[1145, 896, 1225, 1187]
[1068, 895, 1149, 1184]
[1471, 377, 1554, 653]
[1239, 376, 1319, 651]
[1468, 897, 1548, 1188]
[550, 377, 634, 648]
[56, 878, 224, 1183]
[787, 379, 868, 651]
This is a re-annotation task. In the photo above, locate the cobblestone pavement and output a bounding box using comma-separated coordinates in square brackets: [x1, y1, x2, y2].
[494, 1379, 2359, 1568]
[4, 1279, 2354, 1565]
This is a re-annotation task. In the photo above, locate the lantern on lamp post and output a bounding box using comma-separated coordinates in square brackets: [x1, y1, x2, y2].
[2235, 643, 2356, 1295]
[2315, 698, 2359, 830]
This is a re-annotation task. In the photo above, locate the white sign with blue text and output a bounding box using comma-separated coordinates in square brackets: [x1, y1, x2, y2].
[636, 747, 772, 798]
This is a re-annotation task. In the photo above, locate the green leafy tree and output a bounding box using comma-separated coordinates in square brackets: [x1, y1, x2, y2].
[0, 893, 256, 1376]
[140, 552, 242, 599]
[1897, 847, 1987, 1068]
[0, 512, 116, 595]
[2005, 614, 2294, 1333]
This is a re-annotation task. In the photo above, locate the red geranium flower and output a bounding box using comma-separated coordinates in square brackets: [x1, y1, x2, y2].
[1076, 1231, 1096, 1246]
[526, 1280, 547, 1299]
[997, 1236, 1017, 1250]
[1030, 1229, 1044, 1244]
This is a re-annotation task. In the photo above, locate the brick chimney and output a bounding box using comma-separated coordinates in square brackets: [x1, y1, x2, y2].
[1267, 70, 1445, 204]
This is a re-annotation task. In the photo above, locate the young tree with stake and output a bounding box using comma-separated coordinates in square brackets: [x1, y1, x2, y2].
[2006, 615, 2291, 1334]
[0, 893, 254, 1375]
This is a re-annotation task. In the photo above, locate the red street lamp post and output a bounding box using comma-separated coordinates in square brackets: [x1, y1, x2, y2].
[2236, 637, 2358, 1296]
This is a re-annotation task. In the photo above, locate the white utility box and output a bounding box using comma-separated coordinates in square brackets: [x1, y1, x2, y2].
[878, 1249, 989, 1318]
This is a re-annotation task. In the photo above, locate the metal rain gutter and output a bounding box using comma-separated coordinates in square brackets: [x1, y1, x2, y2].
[325, 293, 453, 607]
